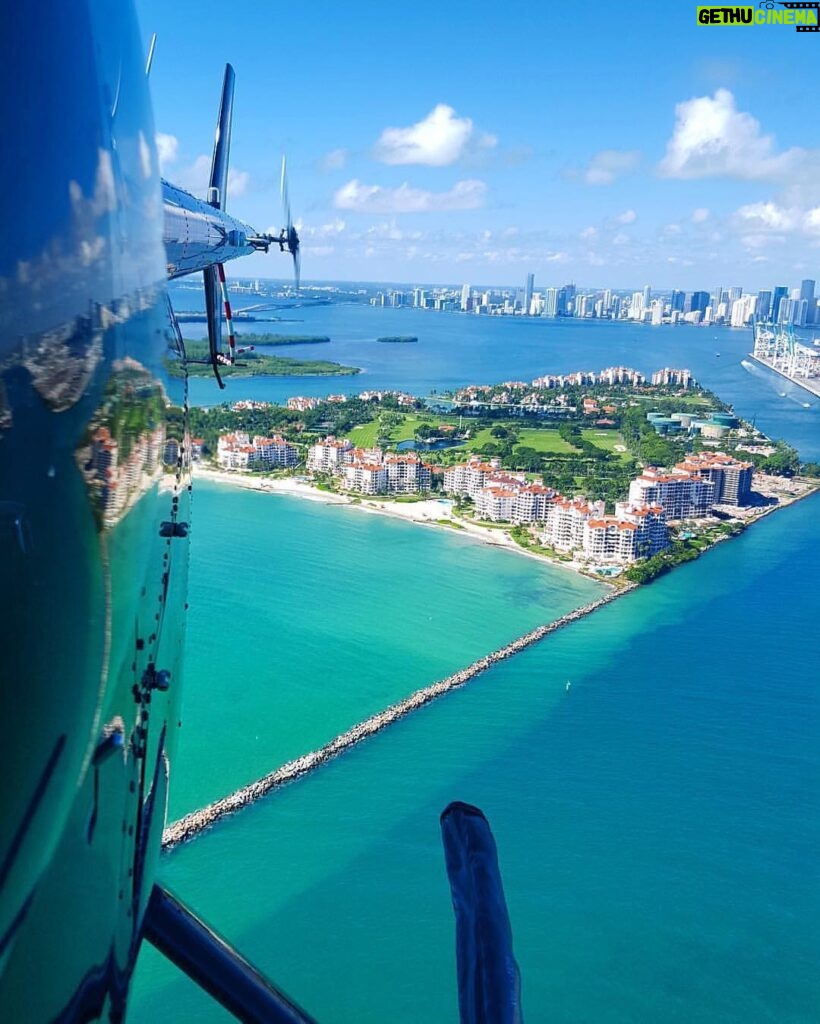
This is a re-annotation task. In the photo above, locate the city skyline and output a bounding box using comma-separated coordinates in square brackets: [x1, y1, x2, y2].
[334, 272, 819, 328]
[137, 0, 819, 289]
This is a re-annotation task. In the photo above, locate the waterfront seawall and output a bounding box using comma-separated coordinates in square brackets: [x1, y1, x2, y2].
[162, 584, 633, 850]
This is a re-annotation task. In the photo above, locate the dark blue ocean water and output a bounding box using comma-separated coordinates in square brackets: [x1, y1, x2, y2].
[129, 303, 820, 1022]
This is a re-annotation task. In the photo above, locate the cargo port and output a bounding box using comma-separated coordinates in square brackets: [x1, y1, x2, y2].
[750, 321, 820, 400]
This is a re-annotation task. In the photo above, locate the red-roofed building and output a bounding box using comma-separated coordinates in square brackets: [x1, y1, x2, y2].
[628, 467, 715, 518]
[307, 435, 354, 473]
[475, 487, 518, 522]
[542, 496, 605, 551]
[583, 503, 668, 562]
[674, 452, 753, 506]
[343, 460, 388, 494]
[384, 452, 432, 493]
[252, 435, 299, 468]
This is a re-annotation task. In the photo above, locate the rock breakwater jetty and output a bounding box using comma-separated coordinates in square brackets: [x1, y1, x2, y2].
[162, 584, 633, 850]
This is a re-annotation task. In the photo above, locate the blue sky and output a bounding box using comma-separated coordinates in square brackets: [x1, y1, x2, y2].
[136, 0, 820, 291]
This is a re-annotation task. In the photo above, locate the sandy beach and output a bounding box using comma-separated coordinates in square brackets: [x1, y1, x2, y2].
[193, 465, 818, 580]
[193, 465, 591, 576]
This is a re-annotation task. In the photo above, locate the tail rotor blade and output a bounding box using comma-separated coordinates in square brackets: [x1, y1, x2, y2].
[280, 154, 300, 290]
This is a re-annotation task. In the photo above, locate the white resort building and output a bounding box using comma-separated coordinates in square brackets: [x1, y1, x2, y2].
[306, 435, 353, 474]
[651, 368, 692, 388]
[307, 437, 432, 495]
[582, 504, 668, 563]
[384, 453, 432, 494]
[342, 460, 388, 495]
[542, 497, 605, 551]
[442, 457, 669, 564]
[217, 431, 299, 470]
[628, 468, 715, 518]
[629, 451, 754, 517]
[674, 452, 753, 507]
[443, 457, 525, 498]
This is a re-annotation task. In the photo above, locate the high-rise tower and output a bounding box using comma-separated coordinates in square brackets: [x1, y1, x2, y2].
[800, 280, 816, 324]
[771, 286, 788, 324]
[543, 288, 559, 317]
[524, 273, 534, 316]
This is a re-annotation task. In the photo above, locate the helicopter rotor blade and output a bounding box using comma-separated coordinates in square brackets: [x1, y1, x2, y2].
[209, 64, 235, 210]
[280, 155, 290, 233]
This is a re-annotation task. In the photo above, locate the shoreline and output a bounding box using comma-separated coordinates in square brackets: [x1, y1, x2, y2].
[191, 465, 818, 583]
[163, 471, 819, 852]
[192, 466, 612, 583]
[162, 584, 633, 851]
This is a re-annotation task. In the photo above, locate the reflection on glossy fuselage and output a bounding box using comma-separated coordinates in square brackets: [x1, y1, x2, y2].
[0, 2, 190, 1019]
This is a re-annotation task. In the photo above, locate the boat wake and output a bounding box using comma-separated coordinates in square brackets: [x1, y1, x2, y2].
[741, 359, 815, 406]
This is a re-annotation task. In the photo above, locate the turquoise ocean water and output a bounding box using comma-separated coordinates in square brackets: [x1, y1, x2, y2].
[130, 307, 819, 1022]
[169, 485, 603, 820]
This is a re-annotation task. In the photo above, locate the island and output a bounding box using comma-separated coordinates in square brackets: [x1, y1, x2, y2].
[376, 336, 418, 344]
[169, 341, 359, 378]
[187, 365, 818, 587]
[233, 333, 331, 346]
[164, 367, 819, 847]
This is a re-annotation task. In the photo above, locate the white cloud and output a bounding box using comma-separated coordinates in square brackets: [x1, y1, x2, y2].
[612, 233, 629, 246]
[155, 133, 178, 171]
[728, 199, 820, 246]
[658, 89, 812, 181]
[227, 169, 250, 199]
[295, 218, 347, 239]
[735, 201, 798, 232]
[804, 208, 820, 233]
[740, 234, 782, 250]
[333, 178, 487, 213]
[320, 148, 348, 171]
[663, 223, 682, 236]
[478, 246, 567, 266]
[322, 218, 347, 235]
[616, 209, 637, 224]
[579, 226, 597, 240]
[139, 132, 152, 180]
[692, 207, 710, 223]
[177, 154, 250, 200]
[373, 105, 496, 166]
[366, 220, 423, 241]
[582, 149, 640, 185]
[92, 149, 117, 216]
